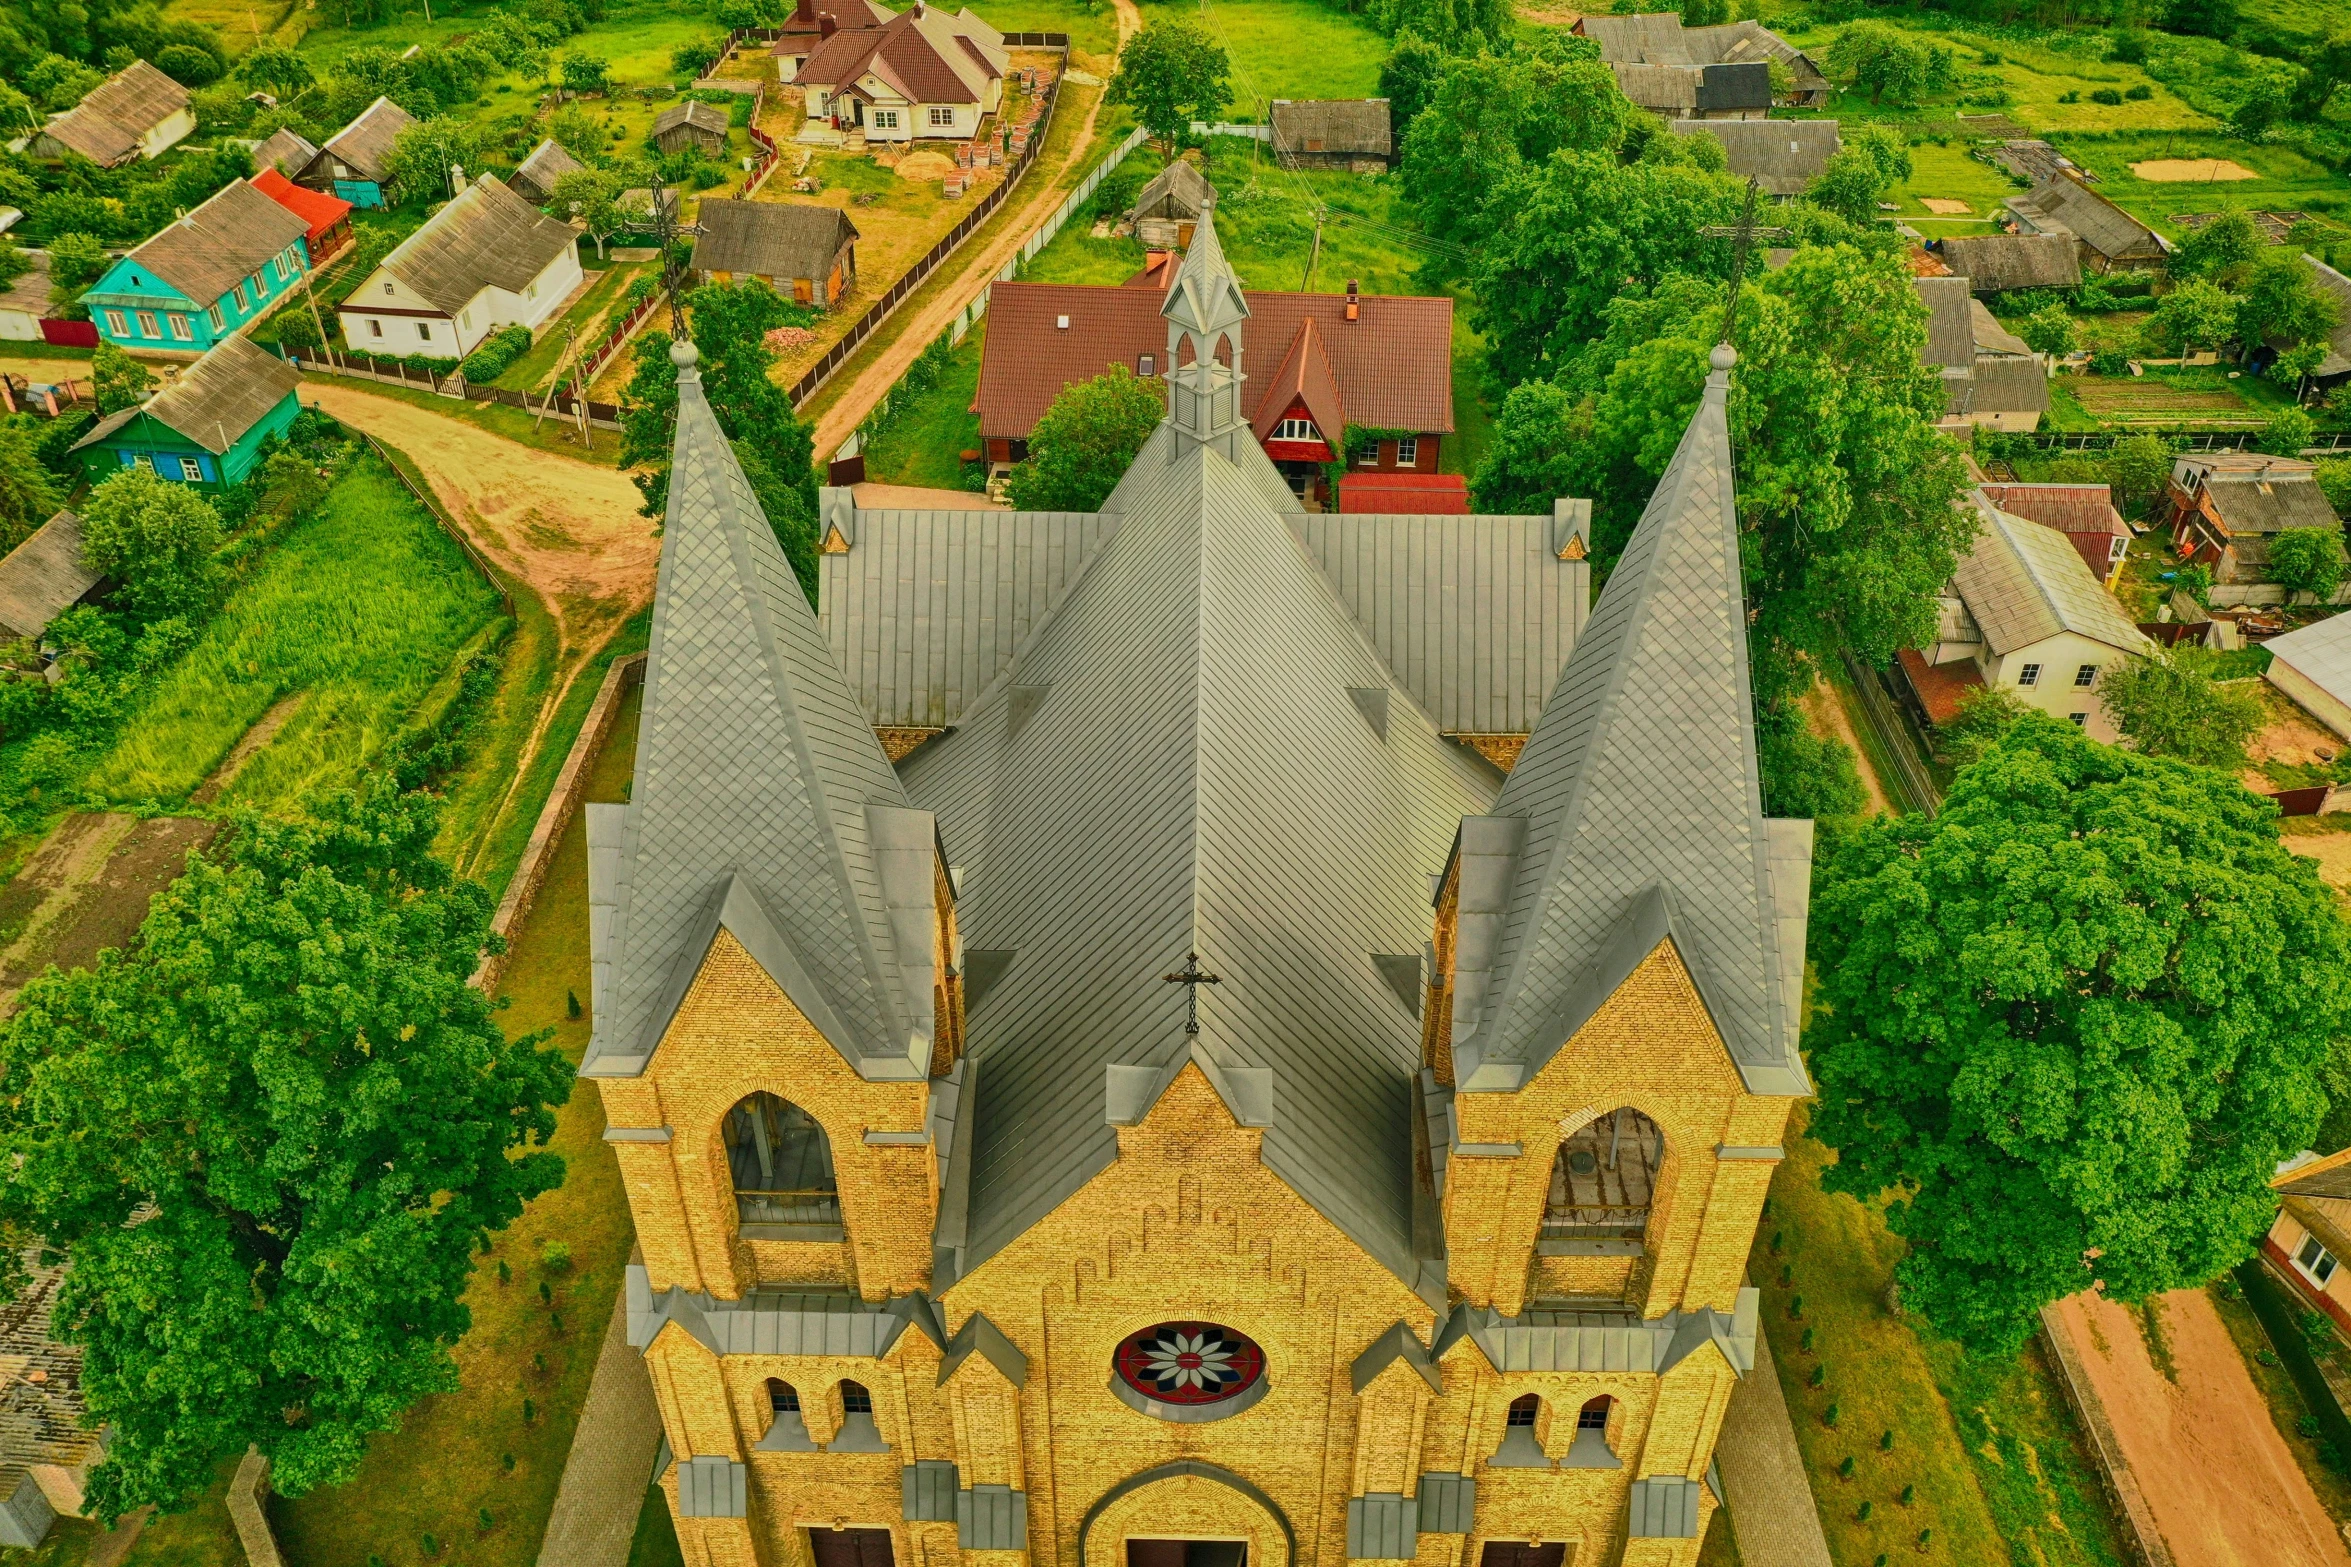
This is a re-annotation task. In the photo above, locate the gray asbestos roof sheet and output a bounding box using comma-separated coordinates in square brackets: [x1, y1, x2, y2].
[897, 428, 1498, 1287]
[1456, 356, 1808, 1100]
[1952, 497, 2150, 657]
[583, 348, 934, 1081]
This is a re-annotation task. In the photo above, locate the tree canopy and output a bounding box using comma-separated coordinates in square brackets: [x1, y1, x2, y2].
[2265, 527, 2346, 605]
[77, 468, 223, 623]
[2096, 651, 2265, 768]
[89, 343, 154, 417]
[0, 421, 63, 556]
[0, 786, 572, 1519]
[1824, 21, 1957, 106]
[1004, 365, 1163, 512]
[2170, 209, 2261, 283]
[1106, 20, 1232, 150]
[2234, 248, 2342, 351]
[1806, 715, 2351, 1353]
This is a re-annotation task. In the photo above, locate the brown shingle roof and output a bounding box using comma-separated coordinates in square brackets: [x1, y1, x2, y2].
[771, 0, 897, 43]
[1271, 100, 1391, 158]
[35, 60, 189, 165]
[1938, 233, 2082, 293]
[2200, 471, 2340, 535]
[1947, 355, 2050, 419]
[0, 512, 101, 643]
[373, 174, 579, 314]
[320, 96, 415, 183]
[1915, 277, 1975, 369]
[691, 197, 859, 281]
[972, 279, 1453, 442]
[72, 336, 300, 457]
[0, 253, 47, 322]
[794, 5, 1003, 105]
[115, 178, 307, 309]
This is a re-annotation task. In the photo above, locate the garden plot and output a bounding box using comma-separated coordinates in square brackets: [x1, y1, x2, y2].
[2132, 158, 2261, 182]
[2070, 376, 2259, 423]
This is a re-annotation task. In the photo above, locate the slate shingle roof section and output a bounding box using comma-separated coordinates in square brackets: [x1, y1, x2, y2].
[119, 178, 307, 308]
[71, 336, 300, 455]
[379, 175, 580, 313]
[2007, 178, 2166, 266]
[250, 126, 321, 179]
[654, 101, 730, 139]
[511, 137, 587, 203]
[1271, 99, 1392, 158]
[1667, 121, 1840, 196]
[1458, 349, 1807, 1099]
[584, 344, 934, 1081]
[320, 96, 414, 182]
[692, 198, 861, 282]
[1951, 497, 2150, 656]
[899, 426, 1496, 1288]
[1937, 233, 2081, 294]
[37, 60, 189, 165]
[0, 512, 101, 643]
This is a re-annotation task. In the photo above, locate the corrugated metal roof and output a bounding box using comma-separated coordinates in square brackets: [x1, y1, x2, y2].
[1969, 298, 2033, 358]
[2201, 472, 2342, 534]
[510, 136, 586, 202]
[376, 175, 579, 314]
[115, 177, 306, 310]
[897, 427, 1497, 1288]
[1666, 120, 1839, 196]
[1456, 350, 1808, 1100]
[71, 335, 299, 456]
[249, 126, 320, 179]
[0, 511, 101, 643]
[1950, 497, 2149, 656]
[2267, 610, 2351, 715]
[2309, 257, 2351, 378]
[2007, 178, 2164, 264]
[0, 252, 47, 322]
[583, 344, 936, 1082]
[1914, 276, 1975, 369]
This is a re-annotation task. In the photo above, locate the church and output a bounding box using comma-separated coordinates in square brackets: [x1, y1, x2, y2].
[583, 211, 1813, 1567]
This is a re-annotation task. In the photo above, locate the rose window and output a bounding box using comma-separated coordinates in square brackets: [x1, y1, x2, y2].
[1111, 1322, 1268, 1422]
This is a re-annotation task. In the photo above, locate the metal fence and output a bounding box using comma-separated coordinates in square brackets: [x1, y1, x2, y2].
[298, 350, 625, 430]
[1838, 646, 1943, 816]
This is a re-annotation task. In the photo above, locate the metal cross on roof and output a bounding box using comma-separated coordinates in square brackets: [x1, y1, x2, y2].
[1161, 951, 1222, 1036]
[621, 187, 703, 338]
[1699, 177, 1792, 354]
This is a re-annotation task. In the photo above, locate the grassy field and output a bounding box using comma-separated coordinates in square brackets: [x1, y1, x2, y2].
[271, 683, 642, 1566]
[861, 325, 988, 490]
[81, 456, 506, 810]
[496, 261, 653, 397]
[2042, 132, 2351, 241]
[1883, 140, 2025, 235]
[1194, 0, 1389, 110]
[1758, 1109, 2131, 1567]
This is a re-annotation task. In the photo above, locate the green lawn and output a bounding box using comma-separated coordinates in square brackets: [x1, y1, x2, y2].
[2041, 132, 2350, 243]
[1885, 140, 2026, 232]
[627, 1482, 687, 1567]
[1192, 0, 1389, 113]
[1758, 1109, 2131, 1567]
[984, 0, 1123, 59]
[497, 262, 653, 396]
[861, 326, 988, 490]
[271, 684, 642, 1567]
[81, 456, 506, 810]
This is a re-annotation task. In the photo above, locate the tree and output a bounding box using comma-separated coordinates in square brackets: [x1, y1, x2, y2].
[2320, 457, 2351, 520]
[234, 41, 315, 99]
[383, 117, 484, 204]
[1755, 707, 1866, 821]
[1470, 377, 1585, 514]
[0, 785, 571, 1520]
[1806, 714, 2351, 1355]
[559, 52, 610, 97]
[1805, 146, 1891, 228]
[76, 467, 223, 622]
[551, 168, 629, 259]
[45, 232, 110, 319]
[2097, 651, 2265, 766]
[1004, 366, 1163, 512]
[89, 342, 154, 416]
[2291, 30, 2351, 121]
[1681, 0, 1728, 25]
[153, 42, 218, 86]
[2235, 248, 2342, 353]
[1378, 32, 1448, 136]
[2017, 302, 2082, 358]
[1936, 683, 2028, 767]
[2171, 209, 2260, 283]
[2103, 433, 2174, 518]
[2258, 405, 2314, 457]
[0, 422, 64, 555]
[2230, 64, 2294, 138]
[671, 38, 723, 78]
[2268, 527, 2346, 604]
[548, 102, 605, 165]
[2144, 277, 2235, 358]
[1106, 19, 1231, 151]
[1824, 21, 1956, 107]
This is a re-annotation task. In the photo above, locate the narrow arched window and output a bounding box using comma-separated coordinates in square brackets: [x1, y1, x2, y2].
[1544, 1108, 1665, 1242]
[832, 1379, 890, 1453]
[723, 1091, 840, 1235]
[757, 1377, 814, 1451]
[1491, 1394, 1548, 1467]
[1564, 1394, 1621, 1470]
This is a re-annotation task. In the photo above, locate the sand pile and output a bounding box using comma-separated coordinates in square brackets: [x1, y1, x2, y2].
[765, 326, 820, 352]
[2131, 158, 2259, 181]
[895, 149, 958, 183]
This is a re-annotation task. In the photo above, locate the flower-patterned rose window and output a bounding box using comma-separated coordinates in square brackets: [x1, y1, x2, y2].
[1110, 1321, 1269, 1423]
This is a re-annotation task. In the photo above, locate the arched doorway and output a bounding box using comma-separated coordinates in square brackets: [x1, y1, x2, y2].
[1081, 1463, 1295, 1567]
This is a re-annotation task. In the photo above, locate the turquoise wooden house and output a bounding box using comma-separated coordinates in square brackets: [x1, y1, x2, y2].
[70, 337, 304, 492]
[84, 179, 311, 354]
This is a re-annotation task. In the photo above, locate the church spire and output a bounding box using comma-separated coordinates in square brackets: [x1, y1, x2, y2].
[1161, 201, 1252, 461]
[1447, 342, 1810, 1099]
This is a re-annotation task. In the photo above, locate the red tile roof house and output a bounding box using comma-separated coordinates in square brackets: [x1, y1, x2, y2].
[789, 2, 1007, 143]
[250, 166, 355, 267]
[1979, 482, 2130, 588]
[972, 261, 1456, 510]
[771, 0, 900, 82]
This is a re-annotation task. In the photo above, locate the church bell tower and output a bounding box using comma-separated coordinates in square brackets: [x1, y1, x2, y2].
[1161, 201, 1252, 462]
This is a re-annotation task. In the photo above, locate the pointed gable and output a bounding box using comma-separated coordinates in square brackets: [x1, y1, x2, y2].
[1161, 205, 1250, 357]
[1252, 316, 1345, 447]
[584, 340, 939, 1081]
[1451, 345, 1808, 1099]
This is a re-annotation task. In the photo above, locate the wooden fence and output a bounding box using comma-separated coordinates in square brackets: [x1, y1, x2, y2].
[0, 372, 88, 417]
[573, 285, 667, 391]
[299, 349, 625, 430]
[355, 431, 516, 614]
[2001, 429, 2351, 454]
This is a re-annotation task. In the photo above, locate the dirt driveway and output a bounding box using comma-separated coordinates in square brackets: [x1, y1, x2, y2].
[809, 0, 1144, 456]
[2052, 1288, 2351, 1567]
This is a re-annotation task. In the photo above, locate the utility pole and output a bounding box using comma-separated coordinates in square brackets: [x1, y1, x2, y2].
[1301, 208, 1322, 293]
[536, 320, 580, 434]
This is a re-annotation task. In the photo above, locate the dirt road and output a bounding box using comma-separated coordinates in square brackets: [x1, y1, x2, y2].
[1800, 675, 1893, 817]
[809, 0, 1143, 455]
[2052, 1288, 2351, 1567]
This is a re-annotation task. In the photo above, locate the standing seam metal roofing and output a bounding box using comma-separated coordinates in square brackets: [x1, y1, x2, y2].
[896, 428, 1498, 1286]
[1459, 352, 1806, 1098]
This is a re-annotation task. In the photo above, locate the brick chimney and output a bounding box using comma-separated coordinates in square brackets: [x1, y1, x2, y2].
[818, 10, 837, 35]
[451, 163, 468, 195]
[1345, 279, 1359, 322]
[792, 0, 815, 23]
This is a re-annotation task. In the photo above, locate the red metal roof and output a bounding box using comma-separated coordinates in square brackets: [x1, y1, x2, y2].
[1980, 482, 2128, 581]
[1253, 315, 1346, 447]
[973, 279, 1454, 442]
[1895, 647, 1984, 728]
[1339, 471, 1468, 515]
[251, 167, 353, 251]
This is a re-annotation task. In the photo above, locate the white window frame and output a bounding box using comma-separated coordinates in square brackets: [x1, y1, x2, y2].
[1396, 436, 1419, 466]
[2108, 535, 2127, 564]
[1138, 353, 1155, 376]
[135, 310, 159, 338]
[873, 109, 900, 129]
[1272, 417, 1320, 443]
[928, 106, 954, 127]
[2074, 664, 2098, 688]
[167, 313, 192, 342]
[369, 319, 383, 338]
[177, 455, 204, 482]
[207, 302, 225, 331]
[2017, 662, 2042, 688]
[104, 309, 128, 337]
[2068, 712, 2088, 726]
[133, 453, 156, 471]
[2299, 1234, 2339, 1287]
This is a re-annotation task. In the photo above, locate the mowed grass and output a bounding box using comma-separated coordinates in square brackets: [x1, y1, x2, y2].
[2046, 132, 2350, 242]
[82, 456, 504, 809]
[1886, 140, 2026, 233]
[861, 325, 988, 490]
[271, 685, 642, 1566]
[1758, 1108, 2130, 1567]
[1193, 0, 1388, 111]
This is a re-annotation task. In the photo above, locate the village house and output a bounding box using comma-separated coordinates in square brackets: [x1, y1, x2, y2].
[0, 511, 103, 645]
[593, 207, 1806, 1566]
[510, 136, 589, 206]
[1916, 275, 2048, 432]
[295, 96, 415, 209]
[1932, 232, 2083, 295]
[69, 335, 303, 492]
[251, 167, 355, 267]
[2005, 177, 2168, 274]
[693, 198, 861, 307]
[84, 179, 311, 356]
[2262, 612, 2351, 743]
[654, 101, 732, 159]
[1125, 159, 1212, 248]
[2166, 451, 2350, 606]
[2278, 254, 2351, 394]
[26, 60, 193, 166]
[1270, 99, 1393, 171]
[1667, 120, 1839, 195]
[1898, 493, 2151, 742]
[337, 173, 583, 358]
[0, 254, 49, 344]
[249, 125, 320, 180]
[1978, 482, 2130, 589]
[1575, 13, 1829, 112]
[792, 3, 1007, 142]
[771, 0, 901, 80]
[2265, 1149, 2351, 1343]
[0, 1247, 101, 1548]
[974, 227, 1453, 508]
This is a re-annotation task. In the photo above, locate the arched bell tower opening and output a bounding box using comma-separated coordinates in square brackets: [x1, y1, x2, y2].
[722, 1091, 839, 1238]
[1543, 1108, 1665, 1246]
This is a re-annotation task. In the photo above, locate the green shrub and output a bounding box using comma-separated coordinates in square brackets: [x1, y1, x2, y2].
[2091, 87, 2124, 105]
[2125, 83, 2153, 99]
[2058, 89, 2081, 103]
[459, 323, 536, 383]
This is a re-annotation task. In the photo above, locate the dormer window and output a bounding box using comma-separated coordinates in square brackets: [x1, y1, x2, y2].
[831, 1380, 890, 1452]
[1563, 1396, 1620, 1469]
[1272, 417, 1319, 443]
[757, 1378, 815, 1450]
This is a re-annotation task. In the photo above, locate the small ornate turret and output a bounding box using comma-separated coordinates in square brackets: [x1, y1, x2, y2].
[1160, 202, 1252, 461]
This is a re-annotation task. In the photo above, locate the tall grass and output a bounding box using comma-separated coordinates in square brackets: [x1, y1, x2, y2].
[83, 457, 504, 809]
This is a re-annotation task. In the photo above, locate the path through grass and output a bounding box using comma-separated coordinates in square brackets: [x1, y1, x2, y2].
[82, 456, 505, 811]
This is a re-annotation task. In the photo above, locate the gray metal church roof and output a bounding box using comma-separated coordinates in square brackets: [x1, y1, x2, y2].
[898, 424, 1498, 1291]
[1449, 346, 1810, 1100]
[582, 342, 938, 1081]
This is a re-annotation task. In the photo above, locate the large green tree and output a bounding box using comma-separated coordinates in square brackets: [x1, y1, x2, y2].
[0, 786, 572, 1519]
[1824, 20, 1956, 106]
[2235, 248, 2342, 353]
[89, 342, 154, 416]
[2170, 209, 2261, 284]
[2096, 652, 2265, 767]
[2269, 527, 2348, 605]
[0, 420, 63, 555]
[1105, 19, 1231, 151]
[1004, 365, 1163, 512]
[76, 467, 222, 622]
[1806, 715, 2351, 1353]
